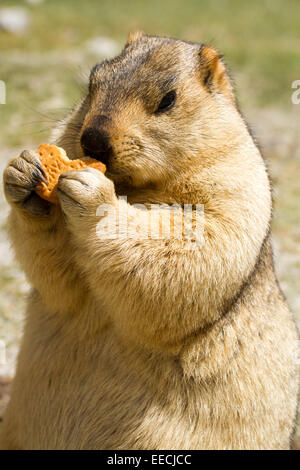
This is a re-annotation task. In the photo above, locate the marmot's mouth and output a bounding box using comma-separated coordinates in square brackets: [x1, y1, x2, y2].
[88, 148, 112, 167]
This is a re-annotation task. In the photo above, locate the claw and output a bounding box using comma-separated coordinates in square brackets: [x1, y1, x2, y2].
[32, 169, 48, 186]
[20, 150, 47, 179]
[35, 160, 47, 179]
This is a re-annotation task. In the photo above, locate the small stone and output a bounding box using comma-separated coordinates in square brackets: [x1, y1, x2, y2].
[85, 36, 120, 58]
[25, 0, 44, 4]
[0, 8, 30, 35]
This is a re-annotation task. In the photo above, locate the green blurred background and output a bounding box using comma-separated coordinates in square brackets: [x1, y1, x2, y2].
[0, 0, 299, 444]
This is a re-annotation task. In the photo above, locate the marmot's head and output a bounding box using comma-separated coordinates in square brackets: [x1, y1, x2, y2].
[66, 33, 247, 188]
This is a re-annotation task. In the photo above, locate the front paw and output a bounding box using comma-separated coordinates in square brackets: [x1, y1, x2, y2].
[57, 167, 116, 219]
[3, 150, 50, 216]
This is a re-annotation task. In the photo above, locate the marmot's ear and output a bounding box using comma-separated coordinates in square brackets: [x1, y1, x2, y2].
[198, 45, 234, 100]
[126, 31, 145, 46]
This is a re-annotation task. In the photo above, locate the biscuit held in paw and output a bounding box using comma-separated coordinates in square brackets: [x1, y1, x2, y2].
[35, 144, 106, 204]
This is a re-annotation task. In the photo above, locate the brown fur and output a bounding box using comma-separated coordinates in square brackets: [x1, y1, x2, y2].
[0, 34, 299, 449]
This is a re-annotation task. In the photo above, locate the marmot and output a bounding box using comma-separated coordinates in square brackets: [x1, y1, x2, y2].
[1, 33, 299, 450]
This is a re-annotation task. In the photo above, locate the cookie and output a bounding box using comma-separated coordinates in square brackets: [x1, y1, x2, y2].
[35, 144, 106, 204]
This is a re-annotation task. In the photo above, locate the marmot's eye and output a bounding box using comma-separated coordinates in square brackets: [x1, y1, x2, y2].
[156, 91, 176, 114]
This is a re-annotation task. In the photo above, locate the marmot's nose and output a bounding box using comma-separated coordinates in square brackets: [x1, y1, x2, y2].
[80, 127, 111, 165]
